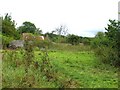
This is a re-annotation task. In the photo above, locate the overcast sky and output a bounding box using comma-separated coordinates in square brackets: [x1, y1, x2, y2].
[0, 0, 119, 37]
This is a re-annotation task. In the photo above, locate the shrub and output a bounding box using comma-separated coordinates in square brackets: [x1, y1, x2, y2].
[35, 39, 52, 49]
[67, 34, 80, 45]
[1, 34, 14, 49]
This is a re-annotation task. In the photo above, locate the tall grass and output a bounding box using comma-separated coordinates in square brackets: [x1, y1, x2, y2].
[49, 43, 91, 52]
[2, 43, 118, 88]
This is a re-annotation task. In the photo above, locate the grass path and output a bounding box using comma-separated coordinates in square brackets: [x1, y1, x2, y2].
[48, 50, 118, 88]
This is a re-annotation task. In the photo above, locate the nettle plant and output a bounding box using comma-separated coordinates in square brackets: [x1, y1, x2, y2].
[23, 34, 55, 80]
[40, 47, 56, 81]
[24, 40, 34, 73]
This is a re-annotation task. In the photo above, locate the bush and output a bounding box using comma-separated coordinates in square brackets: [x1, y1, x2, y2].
[67, 34, 80, 45]
[34, 39, 52, 49]
[1, 34, 14, 49]
[82, 37, 91, 45]
[94, 46, 119, 66]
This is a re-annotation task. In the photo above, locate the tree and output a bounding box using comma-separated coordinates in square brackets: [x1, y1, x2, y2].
[91, 32, 109, 48]
[55, 25, 68, 36]
[18, 21, 37, 34]
[45, 32, 59, 42]
[105, 20, 120, 66]
[35, 28, 43, 35]
[95, 32, 105, 38]
[82, 37, 91, 45]
[105, 20, 120, 49]
[53, 25, 68, 43]
[67, 34, 80, 45]
[92, 20, 120, 66]
[2, 13, 20, 39]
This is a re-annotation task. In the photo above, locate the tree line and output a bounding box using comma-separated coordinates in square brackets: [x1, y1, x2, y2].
[1, 13, 91, 48]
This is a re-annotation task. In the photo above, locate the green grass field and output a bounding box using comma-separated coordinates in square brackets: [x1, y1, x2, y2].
[48, 51, 118, 88]
[2, 44, 118, 88]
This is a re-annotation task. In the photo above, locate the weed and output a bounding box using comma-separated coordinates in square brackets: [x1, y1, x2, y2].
[40, 47, 56, 82]
[24, 40, 34, 73]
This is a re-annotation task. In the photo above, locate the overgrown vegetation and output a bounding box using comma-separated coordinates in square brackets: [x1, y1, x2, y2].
[91, 20, 120, 67]
[2, 43, 118, 88]
[1, 13, 119, 88]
